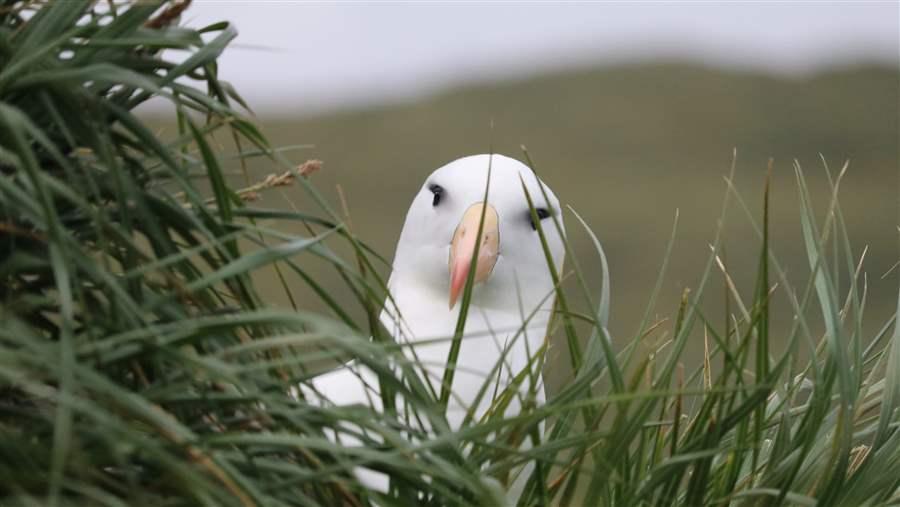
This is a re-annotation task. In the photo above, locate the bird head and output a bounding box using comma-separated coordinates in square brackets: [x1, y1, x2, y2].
[392, 154, 566, 312]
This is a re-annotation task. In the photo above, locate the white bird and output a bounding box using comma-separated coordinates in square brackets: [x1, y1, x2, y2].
[311, 153, 566, 500]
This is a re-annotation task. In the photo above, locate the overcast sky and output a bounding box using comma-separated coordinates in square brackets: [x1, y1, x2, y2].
[180, 1, 899, 115]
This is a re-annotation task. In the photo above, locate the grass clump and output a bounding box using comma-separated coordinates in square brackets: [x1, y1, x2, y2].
[1, 1, 898, 506]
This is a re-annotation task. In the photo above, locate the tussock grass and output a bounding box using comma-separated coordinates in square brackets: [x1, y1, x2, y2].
[1, 2, 898, 506]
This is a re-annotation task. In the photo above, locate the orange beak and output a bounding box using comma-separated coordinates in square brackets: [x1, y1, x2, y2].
[448, 202, 500, 309]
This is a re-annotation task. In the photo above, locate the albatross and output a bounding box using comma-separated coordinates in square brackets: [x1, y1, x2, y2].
[311, 153, 566, 498]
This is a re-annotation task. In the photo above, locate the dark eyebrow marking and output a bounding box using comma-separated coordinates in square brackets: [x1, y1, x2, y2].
[428, 183, 444, 206]
[528, 207, 551, 230]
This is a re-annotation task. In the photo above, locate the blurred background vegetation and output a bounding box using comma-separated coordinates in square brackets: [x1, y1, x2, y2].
[148, 62, 898, 387]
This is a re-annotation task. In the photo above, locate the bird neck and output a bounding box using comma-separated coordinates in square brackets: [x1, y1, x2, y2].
[381, 271, 555, 344]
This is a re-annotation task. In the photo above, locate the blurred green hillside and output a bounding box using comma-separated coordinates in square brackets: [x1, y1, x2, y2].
[152, 62, 898, 370]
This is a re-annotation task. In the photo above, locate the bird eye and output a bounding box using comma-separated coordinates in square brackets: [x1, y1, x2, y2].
[429, 184, 444, 207]
[529, 208, 551, 230]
